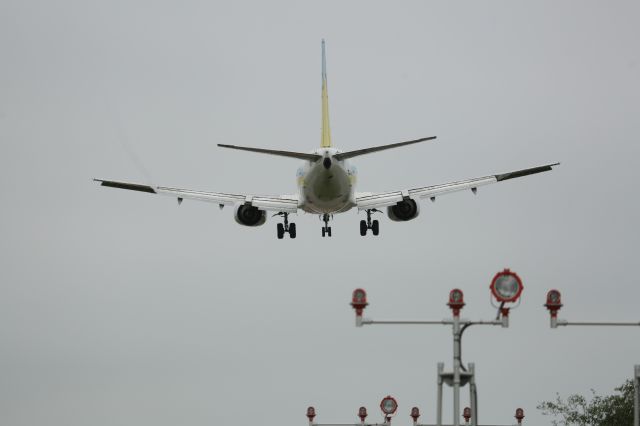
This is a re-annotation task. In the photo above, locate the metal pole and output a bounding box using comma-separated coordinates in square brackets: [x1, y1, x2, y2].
[634, 365, 639, 426]
[363, 320, 453, 325]
[453, 315, 461, 426]
[437, 362, 444, 426]
[556, 320, 640, 327]
[469, 363, 477, 426]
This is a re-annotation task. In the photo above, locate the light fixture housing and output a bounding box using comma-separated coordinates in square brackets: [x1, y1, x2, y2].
[380, 396, 398, 416]
[410, 407, 420, 422]
[448, 288, 465, 313]
[306, 406, 316, 422]
[351, 288, 368, 312]
[463, 406, 471, 422]
[358, 406, 368, 422]
[490, 269, 524, 303]
[545, 289, 562, 310]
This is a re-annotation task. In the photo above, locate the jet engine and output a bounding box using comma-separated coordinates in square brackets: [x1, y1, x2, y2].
[234, 203, 267, 226]
[387, 198, 420, 222]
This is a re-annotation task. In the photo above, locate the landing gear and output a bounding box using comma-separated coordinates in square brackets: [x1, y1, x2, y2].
[275, 213, 296, 239]
[321, 213, 332, 238]
[360, 209, 380, 236]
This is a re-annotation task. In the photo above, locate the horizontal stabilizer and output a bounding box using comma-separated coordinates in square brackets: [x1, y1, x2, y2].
[218, 144, 322, 161]
[333, 136, 436, 161]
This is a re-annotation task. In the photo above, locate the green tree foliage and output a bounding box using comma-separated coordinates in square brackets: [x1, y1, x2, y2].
[537, 380, 635, 426]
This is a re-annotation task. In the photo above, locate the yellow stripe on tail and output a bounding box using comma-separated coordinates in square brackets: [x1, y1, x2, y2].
[321, 40, 332, 148]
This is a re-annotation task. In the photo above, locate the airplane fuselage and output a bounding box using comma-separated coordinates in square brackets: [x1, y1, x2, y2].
[297, 148, 357, 214]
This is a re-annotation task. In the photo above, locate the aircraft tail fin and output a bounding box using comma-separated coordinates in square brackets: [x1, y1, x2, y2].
[320, 39, 332, 148]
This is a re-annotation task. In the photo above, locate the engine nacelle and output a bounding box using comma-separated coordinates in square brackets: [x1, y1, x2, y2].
[234, 203, 267, 227]
[387, 198, 420, 222]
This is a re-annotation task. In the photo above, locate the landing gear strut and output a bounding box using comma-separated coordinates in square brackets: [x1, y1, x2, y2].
[360, 209, 380, 236]
[321, 213, 332, 238]
[275, 212, 296, 239]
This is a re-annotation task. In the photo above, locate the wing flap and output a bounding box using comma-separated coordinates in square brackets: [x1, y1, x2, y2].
[156, 187, 245, 205]
[355, 191, 404, 209]
[409, 176, 497, 199]
[251, 196, 299, 213]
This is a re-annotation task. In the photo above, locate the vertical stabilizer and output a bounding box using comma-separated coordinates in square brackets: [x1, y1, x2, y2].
[320, 40, 332, 148]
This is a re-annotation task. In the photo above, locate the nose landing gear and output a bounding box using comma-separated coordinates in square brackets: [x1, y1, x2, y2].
[275, 212, 296, 239]
[360, 209, 380, 236]
[321, 213, 332, 237]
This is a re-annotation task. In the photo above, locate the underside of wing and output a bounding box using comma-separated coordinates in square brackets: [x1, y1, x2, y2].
[356, 163, 559, 211]
[94, 179, 299, 213]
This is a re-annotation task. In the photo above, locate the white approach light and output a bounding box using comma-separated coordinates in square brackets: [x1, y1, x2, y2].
[380, 396, 398, 416]
[490, 269, 523, 303]
[495, 275, 518, 298]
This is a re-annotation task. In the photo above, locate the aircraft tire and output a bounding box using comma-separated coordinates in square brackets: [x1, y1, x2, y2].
[360, 220, 367, 236]
[322, 228, 326, 237]
[289, 223, 297, 239]
[277, 223, 285, 239]
[327, 227, 332, 237]
[372, 220, 379, 236]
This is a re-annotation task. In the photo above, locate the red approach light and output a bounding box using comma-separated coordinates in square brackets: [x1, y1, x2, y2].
[380, 396, 398, 415]
[410, 407, 420, 422]
[448, 288, 465, 315]
[306, 406, 316, 422]
[545, 289, 563, 315]
[351, 288, 368, 315]
[463, 407, 471, 422]
[358, 406, 368, 422]
[490, 269, 524, 303]
[515, 408, 525, 423]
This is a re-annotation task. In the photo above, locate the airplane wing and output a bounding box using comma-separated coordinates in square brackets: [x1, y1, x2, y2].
[355, 163, 559, 210]
[94, 179, 299, 213]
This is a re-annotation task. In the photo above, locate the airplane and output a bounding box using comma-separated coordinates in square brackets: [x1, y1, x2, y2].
[95, 40, 558, 239]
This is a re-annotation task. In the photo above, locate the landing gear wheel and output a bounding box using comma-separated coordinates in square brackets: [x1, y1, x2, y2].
[361, 209, 381, 236]
[277, 223, 285, 239]
[321, 213, 333, 237]
[289, 223, 297, 239]
[372, 220, 379, 236]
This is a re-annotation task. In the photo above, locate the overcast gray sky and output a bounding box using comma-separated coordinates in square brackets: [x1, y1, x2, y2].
[1, 1, 639, 425]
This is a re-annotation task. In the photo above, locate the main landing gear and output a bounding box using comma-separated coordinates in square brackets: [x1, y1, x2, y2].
[321, 213, 332, 238]
[360, 209, 380, 236]
[275, 213, 296, 239]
